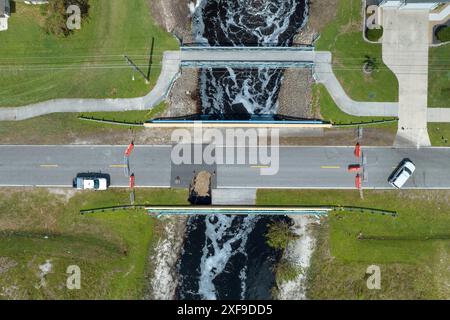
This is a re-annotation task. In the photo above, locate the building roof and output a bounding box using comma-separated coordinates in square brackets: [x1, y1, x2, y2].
[0, 0, 9, 17]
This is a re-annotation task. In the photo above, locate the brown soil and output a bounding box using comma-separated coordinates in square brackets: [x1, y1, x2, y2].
[191, 171, 211, 198]
[280, 127, 396, 146]
[277, 69, 314, 118]
[163, 68, 200, 118]
[149, 0, 194, 43]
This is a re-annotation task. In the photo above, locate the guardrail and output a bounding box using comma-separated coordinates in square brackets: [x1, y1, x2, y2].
[78, 115, 145, 127]
[80, 205, 397, 217]
[180, 44, 315, 50]
[332, 118, 398, 127]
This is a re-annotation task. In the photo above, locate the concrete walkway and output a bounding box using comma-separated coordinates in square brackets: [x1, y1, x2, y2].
[382, 6, 431, 147]
[314, 51, 399, 117]
[0, 46, 448, 127]
[0, 51, 181, 121]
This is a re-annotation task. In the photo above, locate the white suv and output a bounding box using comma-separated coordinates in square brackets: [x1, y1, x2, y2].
[73, 174, 109, 190]
[388, 160, 416, 189]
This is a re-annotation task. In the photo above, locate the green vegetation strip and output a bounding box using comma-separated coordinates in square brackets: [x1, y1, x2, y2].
[428, 44, 450, 108]
[314, 84, 398, 128]
[0, 0, 178, 107]
[0, 188, 188, 299]
[257, 189, 450, 299]
[315, 0, 398, 102]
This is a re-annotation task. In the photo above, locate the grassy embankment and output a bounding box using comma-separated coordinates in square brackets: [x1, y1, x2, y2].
[0, 102, 167, 144]
[0, 188, 188, 299]
[313, 0, 398, 136]
[427, 43, 450, 146]
[257, 189, 450, 299]
[0, 0, 178, 106]
[316, 0, 398, 103]
[0, 1, 177, 143]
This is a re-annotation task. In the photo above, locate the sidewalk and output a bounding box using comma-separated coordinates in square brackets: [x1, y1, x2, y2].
[0, 51, 181, 121]
[314, 51, 399, 117]
[381, 7, 431, 147]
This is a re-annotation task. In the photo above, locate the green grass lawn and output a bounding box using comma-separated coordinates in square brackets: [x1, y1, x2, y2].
[257, 189, 450, 299]
[316, 0, 398, 102]
[314, 84, 397, 128]
[0, 188, 188, 299]
[80, 100, 167, 123]
[0, 1, 179, 107]
[428, 123, 450, 146]
[0, 102, 167, 144]
[428, 44, 450, 108]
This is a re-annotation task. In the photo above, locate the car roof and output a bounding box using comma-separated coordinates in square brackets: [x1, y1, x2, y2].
[393, 169, 410, 188]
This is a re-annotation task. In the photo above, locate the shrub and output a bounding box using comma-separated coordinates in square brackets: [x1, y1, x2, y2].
[275, 259, 303, 284]
[436, 26, 450, 43]
[266, 221, 299, 250]
[43, 0, 90, 37]
[366, 27, 383, 42]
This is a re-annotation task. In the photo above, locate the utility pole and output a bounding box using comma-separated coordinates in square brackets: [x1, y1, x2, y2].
[124, 55, 149, 84]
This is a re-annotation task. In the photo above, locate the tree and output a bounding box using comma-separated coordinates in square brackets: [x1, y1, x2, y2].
[362, 55, 378, 74]
[43, 0, 90, 37]
[266, 221, 299, 250]
[436, 26, 450, 43]
[44, 0, 68, 36]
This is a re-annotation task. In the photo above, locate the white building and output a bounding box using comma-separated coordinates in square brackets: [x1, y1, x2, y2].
[380, 0, 448, 9]
[0, 0, 10, 32]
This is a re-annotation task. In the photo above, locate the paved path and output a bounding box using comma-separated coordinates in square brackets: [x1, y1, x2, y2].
[0, 46, 448, 125]
[0, 52, 181, 121]
[314, 51, 399, 117]
[2, 145, 450, 189]
[382, 6, 431, 147]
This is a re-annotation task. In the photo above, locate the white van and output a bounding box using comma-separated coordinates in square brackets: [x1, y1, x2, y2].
[388, 160, 416, 189]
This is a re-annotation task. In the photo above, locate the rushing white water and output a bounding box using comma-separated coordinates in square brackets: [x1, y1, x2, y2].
[176, 0, 309, 300]
[198, 215, 259, 299]
[192, 0, 308, 117]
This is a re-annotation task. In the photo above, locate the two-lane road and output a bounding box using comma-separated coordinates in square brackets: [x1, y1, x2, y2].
[0, 145, 171, 188]
[1, 145, 450, 189]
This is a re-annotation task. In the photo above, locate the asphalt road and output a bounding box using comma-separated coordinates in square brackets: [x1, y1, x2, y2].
[1, 145, 450, 189]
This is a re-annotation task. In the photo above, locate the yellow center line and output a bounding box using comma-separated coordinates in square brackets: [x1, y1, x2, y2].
[110, 164, 127, 168]
[40, 164, 58, 168]
[251, 165, 270, 168]
[321, 165, 340, 169]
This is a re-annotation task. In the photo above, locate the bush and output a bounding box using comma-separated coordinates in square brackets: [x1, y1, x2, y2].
[436, 26, 450, 43]
[366, 27, 383, 42]
[43, 0, 90, 37]
[275, 259, 302, 284]
[266, 221, 299, 250]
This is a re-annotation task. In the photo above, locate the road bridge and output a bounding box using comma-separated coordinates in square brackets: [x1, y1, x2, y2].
[180, 46, 315, 68]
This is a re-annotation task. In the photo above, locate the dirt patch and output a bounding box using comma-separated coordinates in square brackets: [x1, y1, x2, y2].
[0, 257, 18, 275]
[189, 171, 212, 205]
[280, 127, 396, 146]
[149, 0, 193, 42]
[192, 171, 211, 197]
[164, 68, 200, 117]
[279, 0, 339, 119]
[307, 0, 339, 36]
[145, 216, 187, 300]
[46, 188, 77, 204]
[277, 69, 314, 118]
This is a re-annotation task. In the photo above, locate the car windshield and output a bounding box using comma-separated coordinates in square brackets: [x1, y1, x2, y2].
[404, 167, 412, 175]
[94, 179, 100, 189]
